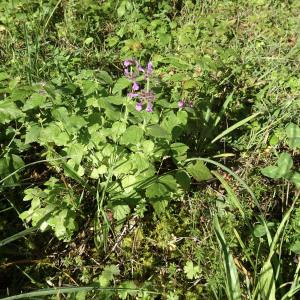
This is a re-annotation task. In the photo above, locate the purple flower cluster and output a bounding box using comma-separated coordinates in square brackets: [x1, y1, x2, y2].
[124, 59, 155, 112]
[178, 99, 193, 108]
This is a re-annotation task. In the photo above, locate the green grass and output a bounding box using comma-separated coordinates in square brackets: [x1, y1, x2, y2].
[0, 0, 300, 299]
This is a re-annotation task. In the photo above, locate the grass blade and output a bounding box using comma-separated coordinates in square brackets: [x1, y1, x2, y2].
[213, 216, 242, 300]
[211, 112, 260, 144]
[258, 260, 276, 300]
[211, 170, 245, 218]
[0, 227, 37, 248]
[0, 286, 159, 300]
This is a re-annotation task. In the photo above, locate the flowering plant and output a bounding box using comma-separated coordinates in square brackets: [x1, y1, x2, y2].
[124, 59, 155, 112]
[17, 61, 199, 242]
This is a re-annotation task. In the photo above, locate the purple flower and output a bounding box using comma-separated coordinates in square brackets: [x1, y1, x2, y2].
[136, 102, 143, 111]
[146, 102, 153, 112]
[124, 60, 132, 67]
[147, 62, 153, 74]
[128, 92, 139, 98]
[124, 68, 129, 76]
[178, 100, 185, 108]
[138, 65, 145, 72]
[132, 81, 139, 91]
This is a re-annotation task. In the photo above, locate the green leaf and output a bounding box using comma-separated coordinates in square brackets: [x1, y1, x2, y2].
[66, 143, 86, 165]
[40, 123, 61, 144]
[64, 115, 87, 134]
[290, 240, 300, 254]
[118, 281, 137, 299]
[52, 107, 69, 122]
[183, 79, 197, 90]
[261, 166, 281, 179]
[130, 153, 149, 172]
[23, 93, 47, 111]
[105, 96, 124, 105]
[186, 161, 212, 182]
[84, 37, 93, 45]
[0, 100, 24, 124]
[55, 132, 70, 146]
[184, 261, 200, 280]
[80, 80, 99, 96]
[142, 140, 155, 154]
[99, 265, 120, 287]
[147, 124, 170, 138]
[261, 153, 293, 179]
[175, 170, 191, 190]
[253, 223, 275, 238]
[111, 121, 126, 141]
[120, 125, 143, 145]
[171, 143, 189, 162]
[112, 77, 131, 94]
[0, 72, 9, 81]
[150, 199, 168, 215]
[25, 125, 41, 144]
[291, 172, 300, 188]
[286, 123, 300, 149]
[117, 2, 126, 17]
[146, 175, 177, 199]
[112, 204, 130, 221]
[98, 71, 113, 85]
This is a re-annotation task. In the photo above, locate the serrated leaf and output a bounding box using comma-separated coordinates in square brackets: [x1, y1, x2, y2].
[183, 79, 197, 90]
[0, 72, 9, 81]
[120, 125, 143, 145]
[23, 93, 47, 111]
[112, 204, 130, 221]
[142, 140, 154, 154]
[186, 161, 212, 182]
[0, 100, 23, 124]
[111, 121, 126, 141]
[99, 265, 120, 287]
[25, 125, 41, 144]
[55, 132, 70, 146]
[105, 96, 124, 105]
[121, 175, 137, 193]
[40, 124, 61, 143]
[80, 80, 99, 96]
[98, 71, 113, 85]
[112, 77, 131, 94]
[51, 106, 69, 121]
[0, 154, 25, 184]
[147, 124, 170, 138]
[150, 199, 168, 215]
[118, 281, 137, 299]
[184, 261, 200, 280]
[146, 175, 177, 198]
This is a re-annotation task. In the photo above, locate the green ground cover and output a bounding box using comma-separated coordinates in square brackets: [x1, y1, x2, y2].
[0, 0, 300, 299]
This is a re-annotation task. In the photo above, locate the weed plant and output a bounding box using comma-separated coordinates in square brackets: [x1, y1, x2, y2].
[0, 0, 300, 299]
